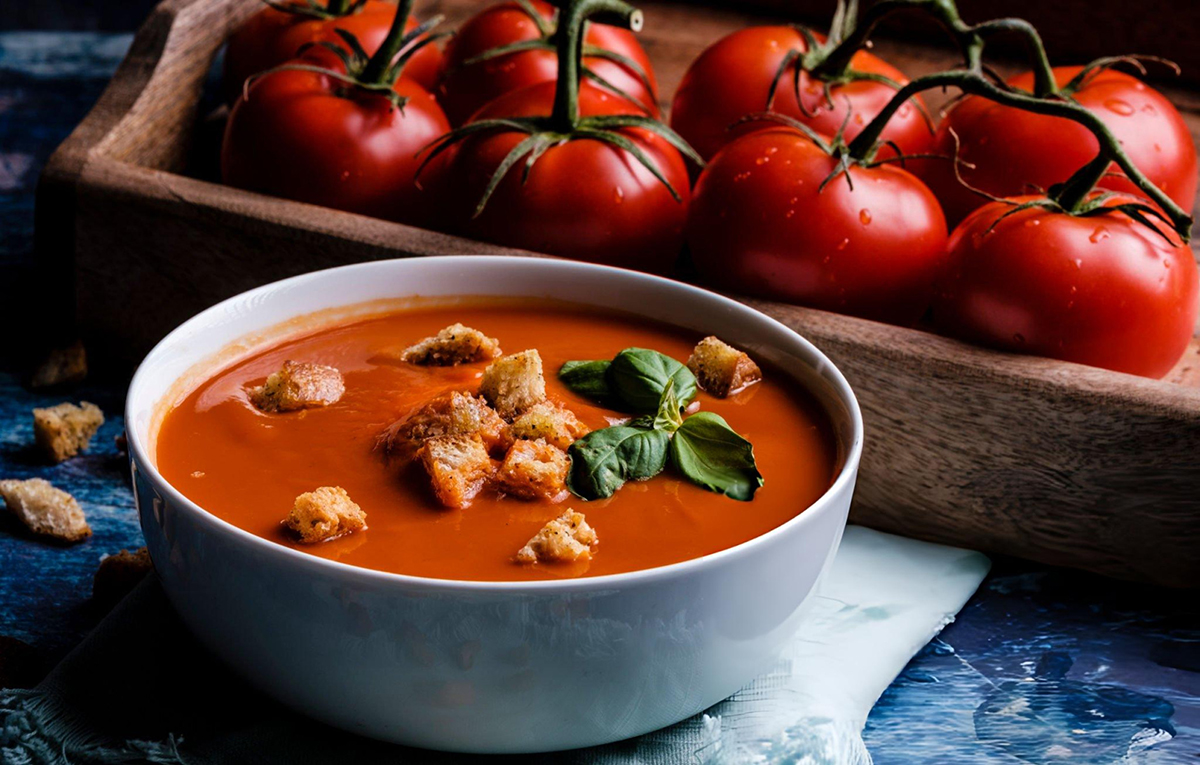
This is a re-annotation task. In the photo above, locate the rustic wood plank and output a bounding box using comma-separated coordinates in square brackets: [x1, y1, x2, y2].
[38, 0, 1200, 585]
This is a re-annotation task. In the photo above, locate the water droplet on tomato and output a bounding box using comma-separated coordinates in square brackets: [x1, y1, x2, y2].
[977, 135, 988, 146]
[899, 104, 911, 118]
[340, 170, 351, 181]
[1069, 285, 1077, 294]
[756, 156, 769, 165]
[1088, 226, 1110, 243]
[1153, 143, 1162, 153]
[1073, 258, 1083, 269]
[1104, 99, 1135, 116]
[837, 238, 849, 251]
[859, 209, 872, 225]
[1164, 259, 1172, 269]
[766, 146, 778, 155]
[785, 209, 796, 218]
[853, 113, 864, 125]
[789, 196, 799, 205]
[613, 187, 624, 204]
[1013, 333, 1026, 344]
[1024, 218, 1040, 228]
[822, 254, 832, 264]
[734, 171, 751, 182]
[1142, 103, 1156, 114]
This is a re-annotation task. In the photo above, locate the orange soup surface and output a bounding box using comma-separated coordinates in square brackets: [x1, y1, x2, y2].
[156, 300, 838, 581]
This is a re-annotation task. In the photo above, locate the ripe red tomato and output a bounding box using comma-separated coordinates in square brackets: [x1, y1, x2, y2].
[670, 26, 932, 163]
[914, 66, 1198, 227]
[687, 126, 948, 324]
[434, 82, 689, 273]
[932, 195, 1199, 378]
[221, 50, 450, 223]
[436, 0, 659, 125]
[223, 0, 442, 103]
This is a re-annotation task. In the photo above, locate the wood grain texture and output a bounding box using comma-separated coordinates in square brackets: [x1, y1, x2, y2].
[38, 0, 1200, 585]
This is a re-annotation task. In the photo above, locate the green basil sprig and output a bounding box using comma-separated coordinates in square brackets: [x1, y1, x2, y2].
[562, 354, 763, 502]
[559, 348, 696, 413]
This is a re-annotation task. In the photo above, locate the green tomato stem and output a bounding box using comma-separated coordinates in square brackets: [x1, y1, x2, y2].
[359, 0, 414, 85]
[326, 0, 352, 16]
[548, 0, 644, 132]
[846, 69, 1191, 241]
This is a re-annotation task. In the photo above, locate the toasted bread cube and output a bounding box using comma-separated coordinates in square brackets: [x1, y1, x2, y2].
[249, 360, 344, 413]
[516, 509, 597, 564]
[0, 478, 91, 542]
[379, 391, 510, 459]
[401, 323, 501, 366]
[497, 439, 570, 502]
[32, 401, 104, 463]
[687, 336, 763, 398]
[510, 400, 590, 451]
[93, 547, 153, 610]
[285, 486, 366, 544]
[481, 350, 546, 420]
[30, 340, 87, 389]
[419, 434, 494, 509]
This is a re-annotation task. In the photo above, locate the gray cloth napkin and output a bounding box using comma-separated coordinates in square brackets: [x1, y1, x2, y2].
[0, 527, 990, 764]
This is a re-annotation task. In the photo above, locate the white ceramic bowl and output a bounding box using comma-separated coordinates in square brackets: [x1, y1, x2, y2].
[126, 256, 863, 754]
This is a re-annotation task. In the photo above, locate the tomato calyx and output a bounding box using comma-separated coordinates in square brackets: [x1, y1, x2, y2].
[417, 0, 702, 217]
[1056, 54, 1181, 98]
[263, 0, 369, 22]
[447, 0, 657, 113]
[244, 0, 445, 109]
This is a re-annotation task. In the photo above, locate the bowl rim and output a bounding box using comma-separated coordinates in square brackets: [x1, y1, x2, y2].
[127, 256, 864, 594]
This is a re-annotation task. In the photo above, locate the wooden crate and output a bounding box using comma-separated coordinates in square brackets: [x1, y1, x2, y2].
[36, 0, 1200, 586]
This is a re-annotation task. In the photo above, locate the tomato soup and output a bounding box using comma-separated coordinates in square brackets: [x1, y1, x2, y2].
[155, 300, 838, 581]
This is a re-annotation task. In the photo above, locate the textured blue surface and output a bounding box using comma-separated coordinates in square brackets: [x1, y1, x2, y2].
[1, 29, 1198, 763]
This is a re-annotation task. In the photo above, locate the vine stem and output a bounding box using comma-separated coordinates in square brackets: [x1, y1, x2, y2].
[327, 0, 351, 16]
[359, 0, 414, 85]
[846, 69, 1192, 240]
[811, 0, 1057, 98]
[548, 0, 643, 131]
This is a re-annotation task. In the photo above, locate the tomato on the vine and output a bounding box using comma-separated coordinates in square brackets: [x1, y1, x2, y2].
[223, 0, 442, 103]
[914, 65, 1198, 226]
[433, 82, 689, 272]
[670, 26, 932, 163]
[436, 0, 659, 126]
[222, 8, 449, 223]
[932, 195, 1199, 378]
[686, 124, 948, 325]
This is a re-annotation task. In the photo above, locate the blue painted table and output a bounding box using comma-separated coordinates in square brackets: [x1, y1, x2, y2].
[1, 30, 1198, 764]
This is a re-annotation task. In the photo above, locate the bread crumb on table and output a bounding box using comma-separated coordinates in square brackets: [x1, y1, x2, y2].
[33, 401, 104, 463]
[0, 477, 91, 543]
[285, 486, 366, 544]
[93, 547, 153, 610]
[29, 340, 87, 389]
[687, 336, 762, 398]
[379, 390, 510, 459]
[249, 360, 344, 413]
[419, 434, 495, 509]
[497, 439, 570, 502]
[510, 400, 589, 450]
[480, 350, 547, 420]
[401, 323, 501, 365]
[517, 509, 598, 564]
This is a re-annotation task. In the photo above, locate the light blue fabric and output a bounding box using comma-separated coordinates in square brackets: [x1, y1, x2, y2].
[0, 526, 989, 764]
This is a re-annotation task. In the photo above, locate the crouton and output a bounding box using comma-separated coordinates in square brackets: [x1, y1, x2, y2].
[30, 340, 87, 389]
[418, 434, 494, 509]
[497, 439, 570, 502]
[401, 323, 501, 365]
[93, 547, 153, 611]
[379, 391, 510, 459]
[249, 360, 344, 413]
[516, 509, 597, 564]
[284, 486, 366, 544]
[480, 350, 546, 420]
[32, 401, 104, 463]
[687, 336, 763, 398]
[0, 478, 91, 542]
[510, 400, 590, 450]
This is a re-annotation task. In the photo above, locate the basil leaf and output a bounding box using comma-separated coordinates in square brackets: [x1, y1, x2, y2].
[559, 360, 613, 401]
[567, 425, 670, 500]
[670, 412, 764, 501]
[608, 348, 697, 413]
[652, 378, 683, 433]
